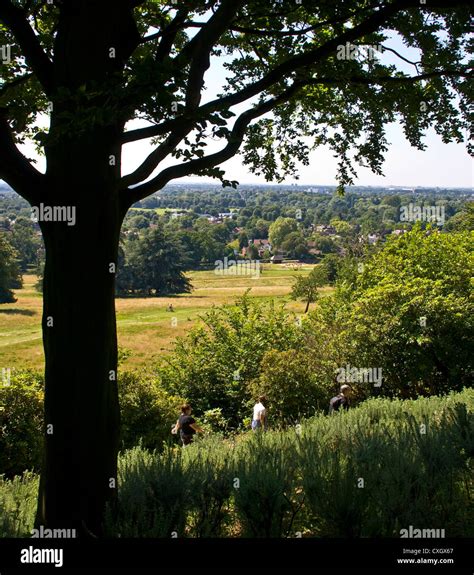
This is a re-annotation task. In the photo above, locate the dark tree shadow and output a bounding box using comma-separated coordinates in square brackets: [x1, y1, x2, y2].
[0, 308, 37, 316]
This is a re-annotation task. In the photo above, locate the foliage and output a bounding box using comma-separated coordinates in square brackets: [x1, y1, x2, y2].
[0, 369, 184, 477]
[0, 232, 22, 303]
[269, 217, 298, 249]
[291, 264, 328, 312]
[0, 370, 44, 477]
[0, 472, 39, 537]
[7, 390, 472, 538]
[117, 224, 192, 296]
[158, 292, 305, 429]
[306, 227, 474, 398]
[249, 350, 329, 424]
[117, 371, 184, 452]
[8, 217, 43, 272]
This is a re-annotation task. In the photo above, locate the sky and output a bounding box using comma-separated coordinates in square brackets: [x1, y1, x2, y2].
[12, 20, 474, 190]
[120, 27, 473, 189]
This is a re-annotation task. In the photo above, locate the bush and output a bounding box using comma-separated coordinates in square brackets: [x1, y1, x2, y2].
[0, 472, 39, 537]
[3, 390, 473, 538]
[105, 445, 189, 537]
[0, 369, 184, 477]
[158, 293, 305, 429]
[249, 349, 330, 424]
[298, 390, 474, 536]
[232, 432, 302, 537]
[118, 371, 184, 451]
[0, 371, 44, 477]
[306, 228, 474, 399]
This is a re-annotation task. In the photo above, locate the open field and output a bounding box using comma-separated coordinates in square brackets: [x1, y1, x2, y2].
[0, 265, 332, 370]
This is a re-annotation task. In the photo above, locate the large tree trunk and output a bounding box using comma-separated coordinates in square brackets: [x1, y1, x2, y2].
[35, 127, 125, 536]
[29, 0, 140, 536]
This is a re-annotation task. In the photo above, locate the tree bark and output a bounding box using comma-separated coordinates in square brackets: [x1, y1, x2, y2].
[34, 127, 126, 536]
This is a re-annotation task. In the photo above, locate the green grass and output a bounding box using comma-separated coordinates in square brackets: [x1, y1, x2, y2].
[0, 266, 330, 370]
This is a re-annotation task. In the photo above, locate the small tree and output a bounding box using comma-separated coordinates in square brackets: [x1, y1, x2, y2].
[117, 225, 192, 296]
[249, 349, 328, 424]
[291, 265, 328, 313]
[269, 217, 298, 249]
[0, 232, 22, 303]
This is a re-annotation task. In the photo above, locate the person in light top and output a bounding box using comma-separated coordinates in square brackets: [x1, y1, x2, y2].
[251, 395, 267, 431]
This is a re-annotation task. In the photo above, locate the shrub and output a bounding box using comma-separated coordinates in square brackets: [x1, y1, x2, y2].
[249, 349, 330, 425]
[158, 293, 305, 428]
[105, 445, 189, 537]
[232, 432, 302, 537]
[3, 390, 473, 538]
[181, 435, 235, 537]
[0, 472, 39, 537]
[118, 371, 184, 451]
[0, 371, 44, 477]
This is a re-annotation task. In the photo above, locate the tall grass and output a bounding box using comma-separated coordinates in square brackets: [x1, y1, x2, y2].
[2, 389, 473, 538]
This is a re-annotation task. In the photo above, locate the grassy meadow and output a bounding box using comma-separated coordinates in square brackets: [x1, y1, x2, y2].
[0, 264, 330, 370]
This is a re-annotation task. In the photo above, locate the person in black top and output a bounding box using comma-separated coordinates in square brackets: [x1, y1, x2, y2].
[172, 404, 203, 446]
[329, 384, 352, 414]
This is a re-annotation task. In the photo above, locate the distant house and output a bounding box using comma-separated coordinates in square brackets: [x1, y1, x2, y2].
[271, 254, 284, 264]
[252, 238, 272, 256]
[306, 240, 322, 257]
[367, 233, 380, 245]
[392, 229, 407, 236]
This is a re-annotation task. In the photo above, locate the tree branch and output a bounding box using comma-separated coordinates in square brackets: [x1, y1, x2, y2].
[0, 110, 45, 202]
[0, 0, 54, 97]
[181, 0, 246, 109]
[311, 70, 472, 86]
[155, 7, 190, 64]
[0, 72, 33, 99]
[121, 0, 419, 145]
[122, 0, 246, 187]
[122, 83, 302, 205]
[121, 126, 191, 188]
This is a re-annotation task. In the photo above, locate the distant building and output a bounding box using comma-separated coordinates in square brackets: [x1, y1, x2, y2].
[271, 254, 284, 264]
[392, 229, 407, 236]
[252, 238, 272, 256]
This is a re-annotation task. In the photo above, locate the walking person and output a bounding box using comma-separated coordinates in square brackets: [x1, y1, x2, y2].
[251, 395, 267, 431]
[329, 384, 353, 414]
[172, 403, 203, 446]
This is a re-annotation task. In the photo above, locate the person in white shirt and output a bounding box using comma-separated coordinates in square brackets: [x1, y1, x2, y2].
[251, 395, 267, 431]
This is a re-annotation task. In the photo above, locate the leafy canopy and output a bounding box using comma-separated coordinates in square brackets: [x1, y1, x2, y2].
[0, 0, 471, 205]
